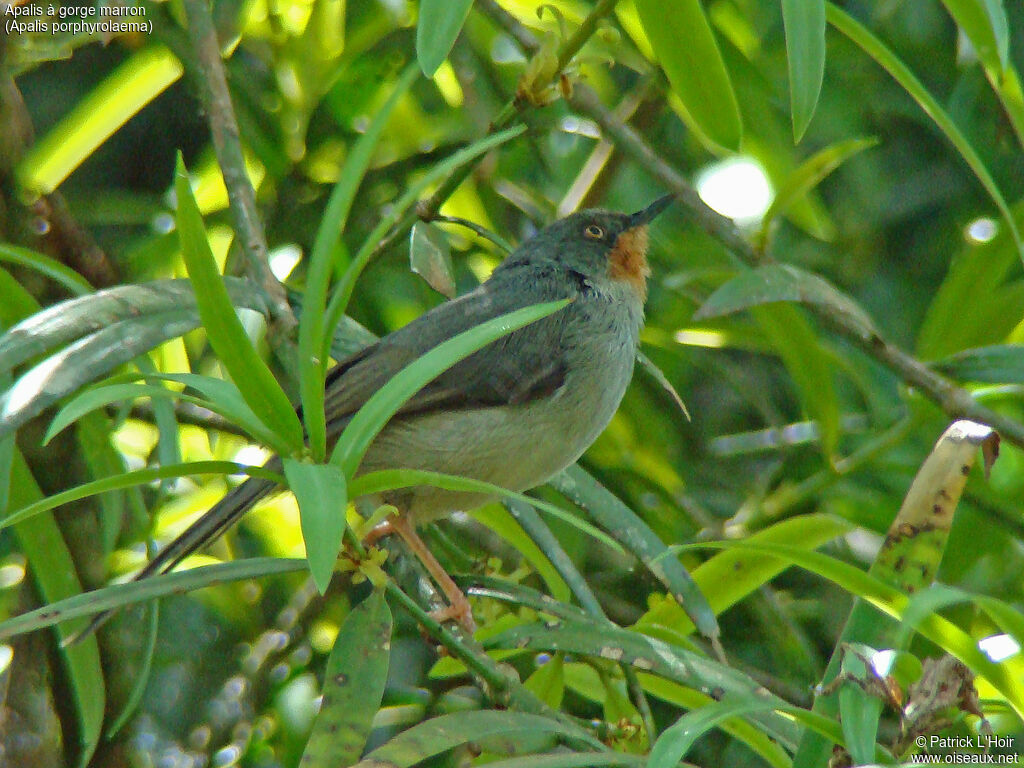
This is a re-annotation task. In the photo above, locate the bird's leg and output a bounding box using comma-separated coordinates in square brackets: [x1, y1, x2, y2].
[366, 514, 476, 634]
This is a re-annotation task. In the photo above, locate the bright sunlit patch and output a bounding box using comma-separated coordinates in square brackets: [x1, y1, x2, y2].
[695, 156, 773, 226]
[0, 562, 25, 589]
[869, 649, 896, 677]
[965, 216, 998, 244]
[432, 60, 464, 107]
[0, 645, 12, 676]
[233, 445, 271, 474]
[674, 328, 728, 348]
[979, 633, 1021, 662]
[269, 243, 302, 281]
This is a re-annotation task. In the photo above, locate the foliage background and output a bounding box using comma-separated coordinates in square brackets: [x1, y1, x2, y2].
[1, 0, 1024, 767]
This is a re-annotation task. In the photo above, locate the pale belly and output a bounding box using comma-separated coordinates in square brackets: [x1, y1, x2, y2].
[356, 362, 632, 521]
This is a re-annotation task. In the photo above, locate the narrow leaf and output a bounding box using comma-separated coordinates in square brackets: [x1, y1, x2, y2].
[934, 344, 1024, 383]
[0, 557, 306, 639]
[758, 137, 879, 244]
[283, 459, 348, 594]
[0, 311, 199, 440]
[782, 0, 826, 141]
[550, 466, 720, 645]
[7, 451, 105, 767]
[648, 698, 780, 768]
[941, 0, 1009, 72]
[0, 277, 268, 373]
[174, 154, 304, 454]
[323, 125, 525, 356]
[302, 589, 392, 767]
[825, 3, 1023, 261]
[301, 63, 419, 461]
[633, 0, 742, 150]
[416, 0, 475, 77]
[356, 711, 606, 767]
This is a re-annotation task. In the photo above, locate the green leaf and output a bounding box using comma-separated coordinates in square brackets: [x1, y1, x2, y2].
[523, 653, 565, 710]
[0, 460, 284, 532]
[684, 541, 1024, 716]
[0, 244, 93, 296]
[758, 137, 879, 246]
[550, 466, 720, 645]
[409, 221, 456, 298]
[836, 645, 884, 765]
[45, 373, 281, 458]
[357, 711, 606, 767]
[633, 0, 742, 150]
[694, 263, 876, 338]
[485, 620, 809, 749]
[0, 277, 268, 373]
[301, 63, 419, 461]
[640, 513, 853, 635]
[0, 557, 306, 639]
[648, 698, 780, 768]
[825, 3, 1024, 262]
[331, 299, 569, 477]
[351, 469, 624, 553]
[282, 459, 348, 594]
[473, 505, 573, 603]
[933, 344, 1024, 383]
[416, 0, 474, 77]
[753, 303, 841, 459]
[302, 589, 392, 767]
[782, 0, 826, 141]
[0, 311, 200, 440]
[7, 451, 105, 767]
[940, 0, 1009, 72]
[174, 154, 304, 455]
[17, 46, 183, 194]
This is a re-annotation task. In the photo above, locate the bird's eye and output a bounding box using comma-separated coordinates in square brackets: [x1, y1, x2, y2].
[584, 224, 605, 240]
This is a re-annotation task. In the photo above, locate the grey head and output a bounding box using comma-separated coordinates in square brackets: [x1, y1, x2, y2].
[495, 194, 674, 300]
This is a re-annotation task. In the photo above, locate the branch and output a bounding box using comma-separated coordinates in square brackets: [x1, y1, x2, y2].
[181, 0, 296, 343]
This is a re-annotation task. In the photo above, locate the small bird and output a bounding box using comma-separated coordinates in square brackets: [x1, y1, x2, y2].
[89, 194, 673, 635]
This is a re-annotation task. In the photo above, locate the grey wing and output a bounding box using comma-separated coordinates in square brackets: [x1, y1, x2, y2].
[323, 274, 574, 436]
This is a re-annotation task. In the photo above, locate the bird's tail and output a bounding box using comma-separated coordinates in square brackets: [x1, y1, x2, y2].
[67, 471, 278, 644]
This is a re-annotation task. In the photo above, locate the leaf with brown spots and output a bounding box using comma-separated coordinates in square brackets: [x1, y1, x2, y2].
[301, 588, 393, 768]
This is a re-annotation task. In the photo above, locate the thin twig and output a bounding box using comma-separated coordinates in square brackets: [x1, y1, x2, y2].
[430, 214, 515, 253]
[566, 83, 1024, 451]
[181, 0, 296, 343]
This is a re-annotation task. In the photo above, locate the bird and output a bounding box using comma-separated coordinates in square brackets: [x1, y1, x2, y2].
[82, 194, 674, 637]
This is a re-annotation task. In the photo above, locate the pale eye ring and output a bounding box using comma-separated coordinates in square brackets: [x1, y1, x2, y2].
[584, 224, 605, 240]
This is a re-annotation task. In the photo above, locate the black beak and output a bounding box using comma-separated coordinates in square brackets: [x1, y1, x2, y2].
[629, 193, 675, 227]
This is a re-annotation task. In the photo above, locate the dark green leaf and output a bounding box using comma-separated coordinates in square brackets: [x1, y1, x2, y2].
[550, 466, 720, 644]
[0, 312, 199, 440]
[934, 344, 1024, 383]
[356, 711, 606, 767]
[301, 589, 392, 767]
[416, 0, 474, 77]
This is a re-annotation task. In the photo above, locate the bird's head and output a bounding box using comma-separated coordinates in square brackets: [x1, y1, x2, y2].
[509, 195, 674, 301]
